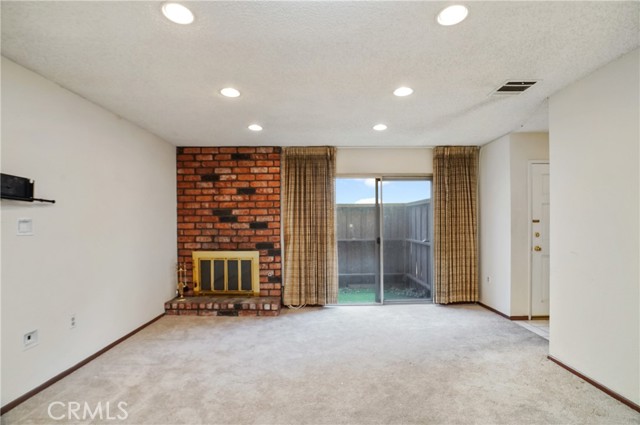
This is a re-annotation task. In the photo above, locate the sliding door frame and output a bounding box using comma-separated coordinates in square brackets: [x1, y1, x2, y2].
[336, 174, 433, 305]
[380, 176, 433, 304]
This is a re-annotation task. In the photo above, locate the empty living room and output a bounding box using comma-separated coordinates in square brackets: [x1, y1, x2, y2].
[1, 2, 638, 424]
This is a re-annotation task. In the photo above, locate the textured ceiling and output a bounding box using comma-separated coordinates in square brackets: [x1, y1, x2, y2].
[1, 1, 638, 147]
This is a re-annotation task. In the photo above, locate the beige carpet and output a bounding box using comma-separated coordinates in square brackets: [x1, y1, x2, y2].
[2, 304, 639, 424]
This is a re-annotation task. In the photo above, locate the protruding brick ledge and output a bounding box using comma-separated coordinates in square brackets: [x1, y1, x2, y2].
[164, 296, 281, 316]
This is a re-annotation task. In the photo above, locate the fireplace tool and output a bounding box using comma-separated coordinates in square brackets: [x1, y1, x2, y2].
[176, 263, 187, 301]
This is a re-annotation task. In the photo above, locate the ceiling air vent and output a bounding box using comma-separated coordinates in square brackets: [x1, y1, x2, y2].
[492, 80, 539, 95]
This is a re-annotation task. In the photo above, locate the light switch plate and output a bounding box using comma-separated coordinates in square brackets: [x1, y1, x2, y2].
[17, 218, 33, 236]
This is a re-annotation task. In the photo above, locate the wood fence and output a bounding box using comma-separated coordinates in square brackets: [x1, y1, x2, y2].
[337, 199, 432, 297]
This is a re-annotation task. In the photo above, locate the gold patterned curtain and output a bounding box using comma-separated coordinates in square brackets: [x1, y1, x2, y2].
[282, 147, 337, 306]
[433, 146, 479, 304]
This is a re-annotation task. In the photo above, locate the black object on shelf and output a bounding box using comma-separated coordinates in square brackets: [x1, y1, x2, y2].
[1, 173, 55, 203]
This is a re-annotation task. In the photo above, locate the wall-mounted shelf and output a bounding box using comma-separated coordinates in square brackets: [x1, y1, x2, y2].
[1, 173, 55, 204]
[1, 194, 56, 203]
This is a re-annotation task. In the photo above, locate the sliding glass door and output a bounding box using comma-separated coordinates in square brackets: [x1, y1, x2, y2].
[336, 177, 432, 304]
[380, 178, 432, 302]
[336, 179, 380, 304]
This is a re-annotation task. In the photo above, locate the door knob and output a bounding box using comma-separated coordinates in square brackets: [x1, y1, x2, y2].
[534, 246, 542, 251]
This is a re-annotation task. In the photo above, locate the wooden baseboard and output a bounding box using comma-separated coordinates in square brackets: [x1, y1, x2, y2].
[0, 313, 164, 415]
[548, 355, 640, 413]
[477, 302, 528, 321]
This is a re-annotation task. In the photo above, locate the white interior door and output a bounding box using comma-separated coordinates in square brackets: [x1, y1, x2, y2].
[530, 163, 550, 317]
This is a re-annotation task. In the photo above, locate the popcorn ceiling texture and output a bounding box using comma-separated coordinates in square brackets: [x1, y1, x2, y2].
[1, 2, 638, 147]
[176, 147, 281, 298]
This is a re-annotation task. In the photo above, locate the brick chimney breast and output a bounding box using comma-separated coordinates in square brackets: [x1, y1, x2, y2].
[177, 146, 281, 297]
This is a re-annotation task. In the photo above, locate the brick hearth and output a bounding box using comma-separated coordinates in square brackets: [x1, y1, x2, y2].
[165, 296, 281, 316]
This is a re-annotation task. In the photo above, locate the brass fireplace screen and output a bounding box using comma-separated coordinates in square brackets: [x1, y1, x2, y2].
[192, 251, 260, 296]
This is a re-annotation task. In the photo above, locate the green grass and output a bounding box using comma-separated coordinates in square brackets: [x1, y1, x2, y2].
[338, 287, 430, 304]
[338, 289, 377, 303]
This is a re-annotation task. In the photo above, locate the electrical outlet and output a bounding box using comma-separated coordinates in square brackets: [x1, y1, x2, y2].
[70, 314, 77, 329]
[486, 276, 491, 283]
[23, 330, 39, 349]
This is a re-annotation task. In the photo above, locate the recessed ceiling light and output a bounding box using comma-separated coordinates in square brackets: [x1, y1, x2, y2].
[373, 124, 387, 131]
[161, 2, 194, 25]
[393, 87, 414, 97]
[437, 5, 468, 26]
[248, 124, 263, 132]
[220, 88, 241, 98]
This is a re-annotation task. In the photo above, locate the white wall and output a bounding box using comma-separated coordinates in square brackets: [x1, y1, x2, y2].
[479, 136, 512, 315]
[1, 58, 177, 406]
[509, 134, 549, 316]
[549, 49, 639, 404]
[479, 133, 549, 317]
[337, 147, 432, 175]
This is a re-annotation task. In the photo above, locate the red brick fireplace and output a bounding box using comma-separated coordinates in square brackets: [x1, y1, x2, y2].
[175, 146, 282, 304]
